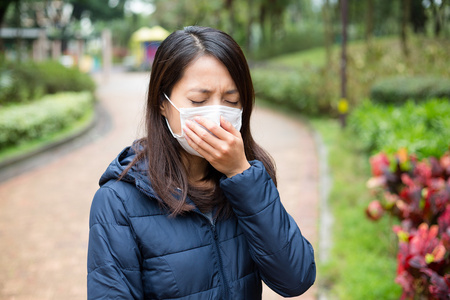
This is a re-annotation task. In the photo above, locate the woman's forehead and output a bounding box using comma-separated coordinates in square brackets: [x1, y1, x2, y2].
[175, 56, 237, 92]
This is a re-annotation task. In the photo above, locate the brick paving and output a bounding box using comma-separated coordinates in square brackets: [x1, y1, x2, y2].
[0, 72, 320, 300]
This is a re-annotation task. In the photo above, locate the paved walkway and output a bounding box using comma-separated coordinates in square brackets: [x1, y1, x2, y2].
[0, 72, 320, 299]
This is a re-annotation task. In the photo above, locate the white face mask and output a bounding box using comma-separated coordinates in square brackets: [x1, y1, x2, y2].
[163, 93, 243, 157]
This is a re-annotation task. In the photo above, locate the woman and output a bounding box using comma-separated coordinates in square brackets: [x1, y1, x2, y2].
[87, 26, 315, 299]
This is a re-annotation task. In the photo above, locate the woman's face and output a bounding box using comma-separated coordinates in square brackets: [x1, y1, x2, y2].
[162, 55, 241, 136]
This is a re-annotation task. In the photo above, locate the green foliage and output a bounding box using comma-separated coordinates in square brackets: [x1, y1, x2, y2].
[0, 60, 95, 105]
[347, 99, 450, 159]
[69, 0, 126, 22]
[267, 47, 327, 68]
[150, 0, 320, 57]
[251, 25, 325, 60]
[251, 66, 337, 116]
[264, 37, 450, 110]
[370, 76, 450, 104]
[0, 92, 94, 150]
[311, 118, 401, 300]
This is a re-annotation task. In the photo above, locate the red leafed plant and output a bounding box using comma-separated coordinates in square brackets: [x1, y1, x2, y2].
[366, 149, 450, 299]
[394, 221, 450, 299]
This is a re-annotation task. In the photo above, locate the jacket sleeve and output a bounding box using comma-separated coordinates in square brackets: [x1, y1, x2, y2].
[87, 184, 143, 299]
[220, 160, 316, 297]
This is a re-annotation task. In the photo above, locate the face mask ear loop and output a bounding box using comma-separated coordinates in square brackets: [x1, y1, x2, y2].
[163, 93, 180, 112]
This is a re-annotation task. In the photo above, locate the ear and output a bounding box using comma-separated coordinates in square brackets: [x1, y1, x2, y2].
[160, 96, 167, 117]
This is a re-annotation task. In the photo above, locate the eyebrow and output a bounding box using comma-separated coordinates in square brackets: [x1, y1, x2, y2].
[188, 88, 210, 93]
[188, 88, 238, 94]
[225, 89, 238, 95]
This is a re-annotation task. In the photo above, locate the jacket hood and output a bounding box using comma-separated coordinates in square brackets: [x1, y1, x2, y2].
[99, 146, 159, 200]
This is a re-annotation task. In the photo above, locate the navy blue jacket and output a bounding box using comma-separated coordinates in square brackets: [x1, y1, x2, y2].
[87, 146, 316, 299]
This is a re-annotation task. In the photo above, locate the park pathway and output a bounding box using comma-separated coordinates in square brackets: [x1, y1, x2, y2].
[0, 72, 320, 299]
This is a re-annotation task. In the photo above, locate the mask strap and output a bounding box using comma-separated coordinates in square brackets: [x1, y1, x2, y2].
[163, 93, 180, 112]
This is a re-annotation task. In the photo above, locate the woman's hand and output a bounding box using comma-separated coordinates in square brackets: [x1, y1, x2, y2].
[183, 116, 250, 178]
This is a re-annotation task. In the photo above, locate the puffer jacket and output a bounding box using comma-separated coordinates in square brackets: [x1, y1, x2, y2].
[87, 146, 316, 299]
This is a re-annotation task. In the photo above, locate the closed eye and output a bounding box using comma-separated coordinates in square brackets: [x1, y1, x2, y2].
[225, 100, 239, 105]
[189, 99, 207, 104]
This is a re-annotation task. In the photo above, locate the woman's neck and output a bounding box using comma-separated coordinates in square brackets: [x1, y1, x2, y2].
[181, 152, 210, 184]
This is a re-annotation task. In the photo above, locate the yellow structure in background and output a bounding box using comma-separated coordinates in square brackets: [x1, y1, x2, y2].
[129, 26, 170, 69]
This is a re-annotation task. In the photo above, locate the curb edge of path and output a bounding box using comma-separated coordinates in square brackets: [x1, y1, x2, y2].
[311, 126, 334, 300]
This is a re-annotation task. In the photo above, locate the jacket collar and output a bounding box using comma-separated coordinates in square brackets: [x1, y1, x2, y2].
[100, 144, 217, 221]
[99, 145, 159, 201]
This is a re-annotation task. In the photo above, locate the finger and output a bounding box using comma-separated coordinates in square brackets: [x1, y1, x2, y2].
[183, 121, 220, 156]
[185, 119, 220, 146]
[193, 116, 230, 140]
[220, 116, 240, 137]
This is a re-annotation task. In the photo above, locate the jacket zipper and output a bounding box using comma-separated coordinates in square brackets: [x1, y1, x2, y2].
[194, 210, 231, 299]
[210, 223, 231, 300]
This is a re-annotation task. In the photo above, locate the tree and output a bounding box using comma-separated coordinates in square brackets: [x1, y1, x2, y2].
[401, 0, 411, 57]
[0, 0, 16, 27]
[409, 0, 427, 34]
[69, 0, 126, 22]
[429, 0, 447, 36]
[322, 0, 333, 67]
[0, 0, 17, 55]
[339, 0, 348, 127]
[365, 0, 374, 43]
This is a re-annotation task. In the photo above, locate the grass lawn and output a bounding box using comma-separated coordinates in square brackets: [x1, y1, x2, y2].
[0, 108, 94, 164]
[265, 37, 402, 69]
[310, 118, 402, 299]
[267, 46, 328, 67]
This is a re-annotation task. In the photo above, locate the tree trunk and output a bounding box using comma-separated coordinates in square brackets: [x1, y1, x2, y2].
[246, 0, 254, 52]
[259, 3, 267, 44]
[401, 0, 410, 57]
[0, 0, 15, 56]
[0, 0, 14, 27]
[225, 0, 235, 36]
[340, 0, 348, 127]
[365, 0, 374, 44]
[322, 0, 333, 68]
[430, 0, 444, 36]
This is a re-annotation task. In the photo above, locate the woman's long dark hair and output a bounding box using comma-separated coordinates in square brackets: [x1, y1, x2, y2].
[123, 26, 276, 217]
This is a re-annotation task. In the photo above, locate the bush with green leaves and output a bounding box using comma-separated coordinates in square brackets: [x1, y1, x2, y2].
[347, 98, 450, 159]
[251, 66, 337, 116]
[250, 25, 325, 60]
[0, 60, 95, 105]
[0, 92, 94, 150]
[370, 76, 450, 105]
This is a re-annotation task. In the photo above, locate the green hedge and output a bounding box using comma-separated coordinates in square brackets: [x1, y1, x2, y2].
[251, 67, 336, 116]
[347, 98, 450, 158]
[0, 92, 94, 150]
[0, 60, 95, 105]
[370, 76, 450, 104]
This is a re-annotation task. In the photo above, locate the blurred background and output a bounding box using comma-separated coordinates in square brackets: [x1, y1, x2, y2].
[0, 0, 450, 299]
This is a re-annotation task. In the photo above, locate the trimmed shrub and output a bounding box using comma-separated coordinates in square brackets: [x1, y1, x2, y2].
[347, 98, 450, 159]
[251, 66, 336, 116]
[370, 76, 450, 104]
[0, 92, 94, 150]
[37, 61, 96, 94]
[0, 60, 95, 105]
